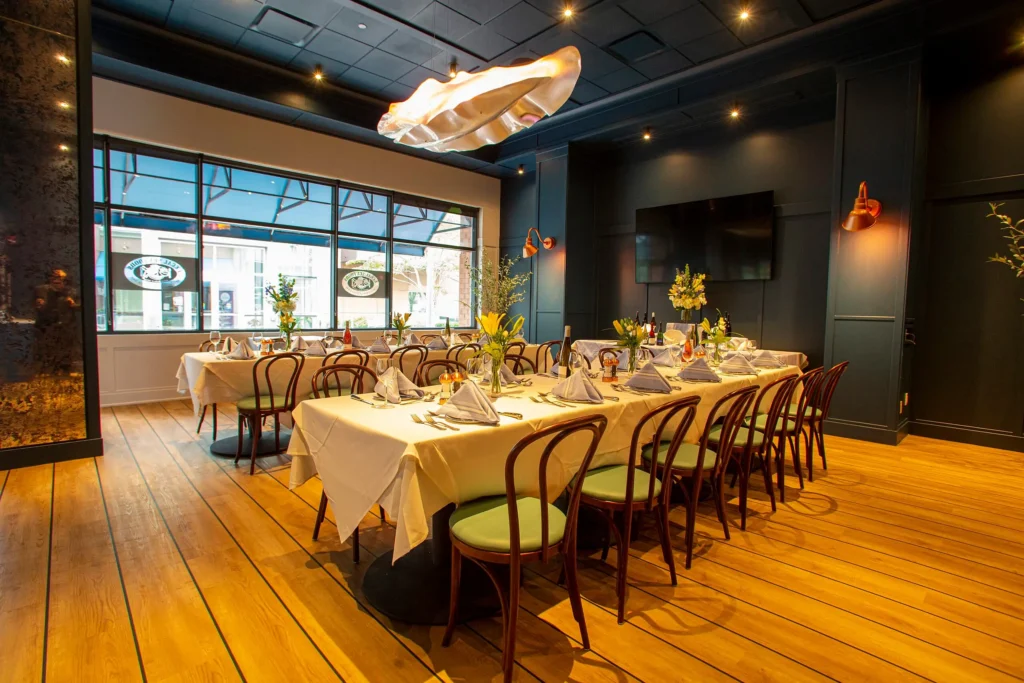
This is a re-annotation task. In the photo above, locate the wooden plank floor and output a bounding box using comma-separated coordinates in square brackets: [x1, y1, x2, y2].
[2, 400, 1023, 683]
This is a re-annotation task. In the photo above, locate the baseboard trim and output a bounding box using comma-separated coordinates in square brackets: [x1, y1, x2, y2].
[910, 421, 1024, 452]
[2, 437, 104, 469]
[101, 387, 185, 407]
[823, 418, 902, 445]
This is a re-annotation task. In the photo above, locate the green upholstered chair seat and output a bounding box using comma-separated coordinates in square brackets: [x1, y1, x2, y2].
[450, 495, 565, 553]
[579, 465, 662, 502]
[307, 387, 349, 400]
[708, 424, 765, 447]
[237, 395, 290, 411]
[640, 440, 715, 470]
[744, 408, 816, 432]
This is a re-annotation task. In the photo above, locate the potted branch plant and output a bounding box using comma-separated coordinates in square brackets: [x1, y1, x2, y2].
[987, 203, 1024, 303]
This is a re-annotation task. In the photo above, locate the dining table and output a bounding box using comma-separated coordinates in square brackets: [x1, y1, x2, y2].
[572, 339, 808, 369]
[286, 360, 800, 624]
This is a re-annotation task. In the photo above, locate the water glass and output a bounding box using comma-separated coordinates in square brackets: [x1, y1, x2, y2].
[376, 358, 390, 377]
[209, 330, 221, 351]
[466, 357, 482, 380]
[323, 330, 334, 346]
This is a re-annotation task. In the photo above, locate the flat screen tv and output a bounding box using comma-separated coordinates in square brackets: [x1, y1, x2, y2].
[635, 190, 774, 283]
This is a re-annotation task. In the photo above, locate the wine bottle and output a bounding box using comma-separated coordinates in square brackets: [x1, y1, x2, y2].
[634, 311, 640, 327]
[444, 316, 451, 344]
[724, 311, 732, 335]
[650, 312, 658, 340]
[342, 320, 352, 347]
[641, 313, 648, 343]
[558, 325, 572, 378]
[656, 322, 664, 346]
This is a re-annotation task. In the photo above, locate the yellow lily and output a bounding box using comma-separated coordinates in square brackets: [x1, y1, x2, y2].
[476, 311, 503, 337]
[613, 319, 623, 336]
[701, 318, 712, 335]
[509, 315, 524, 337]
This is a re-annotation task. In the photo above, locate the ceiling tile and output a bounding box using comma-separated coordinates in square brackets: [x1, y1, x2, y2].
[354, 48, 418, 79]
[172, 9, 246, 47]
[495, 48, 543, 66]
[592, 66, 646, 93]
[438, 0, 519, 24]
[632, 48, 692, 78]
[362, 0, 433, 20]
[573, 5, 642, 46]
[192, 0, 263, 27]
[290, 51, 350, 79]
[410, 2, 479, 41]
[306, 29, 373, 64]
[237, 29, 302, 64]
[254, 8, 316, 44]
[800, 0, 869, 21]
[569, 78, 607, 104]
[422, 50, 485, 74]
[379, 81, 417, 101]
[607, 31, 666, 62]
[457, 24, 515, 60]
[649, 4, 723, 47]
[523, 0, 574, 18]
[266, 0, 340, 26]
[397, 65, 441, 87]
[529, 28, 622, 78]
[378, 29, 443, 64]
[491, 2, 555, 43]
[618, 0, 698, 25]
[327, 7, 395, 46]
[678, 28, 742, 62]
[730, 7, 804, 44]
[337, 66, 392, 93]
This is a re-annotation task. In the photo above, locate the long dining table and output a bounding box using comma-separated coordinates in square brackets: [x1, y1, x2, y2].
[286, 361, 799, 624]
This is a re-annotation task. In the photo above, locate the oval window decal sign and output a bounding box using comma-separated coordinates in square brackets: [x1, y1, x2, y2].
[341, 270, 381, 297]
[124, 256, 187, 290]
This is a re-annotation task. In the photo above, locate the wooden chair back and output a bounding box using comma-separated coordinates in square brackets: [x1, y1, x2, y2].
[247, 352, 305, 413]
[446, 343, 480, 363]
[415, 359, 467, 387]
[389, 345, 428, 380]
[506, 341, 526, 356]
[815, 361, 850, 422]
[420, 334, 442, 343]
[743, 374, 802, 452]
[504, 354, 535, 375]
[457, 332, 475, 343]
[503, 415, 608, 563]
[624, 396, 701, 512]
[535, 340, 561, 372]
[198, 340, 218, 352]
[324, 349, 369, 367]
[790, 367, 826, 431]
[311, 364, 378, 399]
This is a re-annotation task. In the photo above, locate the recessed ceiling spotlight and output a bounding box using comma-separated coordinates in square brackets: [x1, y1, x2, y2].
[563, 6, 574, 18]
[642, 127, 652, 141]
[730, 107, 741, 119]
[517, 164, 525, 175]
[313, 65, 324, 82]
[357, 23, 367, 30]
[449, 60, 458, 78]
[739, 9, 751, 21]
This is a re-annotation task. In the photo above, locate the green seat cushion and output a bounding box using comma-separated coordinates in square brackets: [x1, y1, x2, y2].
[450, 496, 565, 553]
[579, 465, 662, 502]
[709, 423, 765, 447]
[744, 408, 816, 432]
[237, 394, 290, 411]
[641, 440, 716, 470]
[307, 387, 349, 400]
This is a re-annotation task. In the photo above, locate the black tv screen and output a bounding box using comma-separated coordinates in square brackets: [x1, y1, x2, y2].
[635, 190, 775, 283]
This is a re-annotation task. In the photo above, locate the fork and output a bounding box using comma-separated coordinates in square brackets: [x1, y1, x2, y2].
[425, 414, 459, 431]
[411, 413, 444, 430]
[539, 394, 571, 408]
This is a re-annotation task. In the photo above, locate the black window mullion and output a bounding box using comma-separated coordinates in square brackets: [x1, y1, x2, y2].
[196, 154, 205, 332]
[103, 136, 113, 333]
[386, 194, 394, 329]
[331, 182, 339, 329]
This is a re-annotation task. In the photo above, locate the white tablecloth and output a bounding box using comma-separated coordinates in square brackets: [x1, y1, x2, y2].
[287, 365, 798, 561]
[572, 340, 807, 369]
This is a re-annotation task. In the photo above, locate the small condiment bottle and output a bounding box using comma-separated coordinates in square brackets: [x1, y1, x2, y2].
[438, 371, 453, 405]
[450, 370, 464, 393]
[602, 356, 618, 383]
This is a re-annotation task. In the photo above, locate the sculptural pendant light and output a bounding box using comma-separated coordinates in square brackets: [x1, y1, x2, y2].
[377, 46, 582, 153]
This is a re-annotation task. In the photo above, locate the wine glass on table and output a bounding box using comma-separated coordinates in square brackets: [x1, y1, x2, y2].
[209, 330, 221, 353]
[466, 357, 482, 383]
[374, 358, 397, 408]
[323, 329, 334, 348]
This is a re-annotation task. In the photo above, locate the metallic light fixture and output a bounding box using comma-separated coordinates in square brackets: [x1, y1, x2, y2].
[642, 127, 652, 141]
[377, 46, 582, 153]
[841, 182, 882, 231]
[730, 107, 741, 119]
[448, 59, 458, 79]
[517, 164, 525, 175]
[563, 6, 574, 18]
[313, 65, 324, 82]
[523, 227, 556, 258]
[739, 9, 751, 20]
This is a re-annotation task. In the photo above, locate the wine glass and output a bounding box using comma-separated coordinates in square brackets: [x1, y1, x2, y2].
[323, 329, 334, 347]
[209, 330, 221, 352]
[376, 358, 390, 377]
[466, 357, 482, 382]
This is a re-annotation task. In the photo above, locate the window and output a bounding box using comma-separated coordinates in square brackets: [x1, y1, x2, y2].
[92, 137, 478, 333]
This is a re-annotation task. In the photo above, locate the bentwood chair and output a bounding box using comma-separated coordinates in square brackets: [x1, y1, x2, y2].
[503, 354, 536, 375]
[804, 361, 850, 480]
[310, 365, 379, 559]
[420, 333, 442, 343]
[597, 346, 652, 369]
[442, 415, 608, 682]
[457, 332, 475, 343]
[642, 385, 757, 568]
[196, 341, 220, 440]
[235, 352, 305, 475]
[446, 343, 480, 364]
[323, 348, 370, 367]
[579, 396, 700, 622]
[710, 374, 800, 529]
[389, 345, 428, 381]
[535, 340, 561, 373]
[415, 359, 466, 387]
[506, 341, 526, 357]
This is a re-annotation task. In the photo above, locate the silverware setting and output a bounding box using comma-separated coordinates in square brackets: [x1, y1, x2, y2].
[411, 414, 445, 430]
[425, 413, 461, 430]
[498, 411, 523, 420]
[538, 393, 572, 408]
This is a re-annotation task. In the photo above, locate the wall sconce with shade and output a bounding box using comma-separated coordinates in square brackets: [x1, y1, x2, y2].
[523, 227, 556, 258]
[841, 181, 882, 231]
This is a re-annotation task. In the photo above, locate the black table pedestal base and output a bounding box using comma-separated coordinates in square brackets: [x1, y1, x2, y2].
[209, 431, 291, 457]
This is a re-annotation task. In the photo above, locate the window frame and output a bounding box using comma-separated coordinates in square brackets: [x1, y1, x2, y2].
[93, 135, 479, 334]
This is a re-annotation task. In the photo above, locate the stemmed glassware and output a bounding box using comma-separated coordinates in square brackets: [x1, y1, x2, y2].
[466, 357, 483, 383]
[375, 358, 396, 408]
[209, 330, 221, 352]
[323, 329, 334, 347]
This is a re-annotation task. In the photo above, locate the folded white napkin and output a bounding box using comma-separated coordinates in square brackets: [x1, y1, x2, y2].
[719, 353, 759, 375]
[305, 340, 327, 356]
[650, 346, 677, 367]
[624, 361, 673, 392]
[227, 341, 255, 360]
[497, 363, 521, 385]
[403, 332, 422, 346]
[290, 336, 309, 351]
[427, 336, 448, 350]
[374, 366, 425, 404]
[368, 336, 390, 354]
[347, 336, 365, 349]
[438, 380, 500, 424]
[246, 338, 261, 351]
[552, 370, 604, 403]
[677, 357, 721, 382]
[548, 361, 562, 377]
[728, 337, 750, 351]
[221, 337, 237, 353]
[752, 349, 785, 368]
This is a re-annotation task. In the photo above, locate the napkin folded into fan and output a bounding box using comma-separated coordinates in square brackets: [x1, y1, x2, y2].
[552, 370, 604, 403]
[368, 336, 390, 354]
[718, 353, 759, 375]
[624, 361, 673, 392]
[403, 332, 422, 346]
[427, 336, 448, 350]
[496, 363, 522, 385]
[227, 341, 256, 360]
[437, 380, 500, 424]
[650, 346, 678, 367]
[752, 349, 785, 368]
[374, 366, 425, 404]
[305, 340, 328, 356]
[677, 357, 721, 383]
[290, 336, 309, 351]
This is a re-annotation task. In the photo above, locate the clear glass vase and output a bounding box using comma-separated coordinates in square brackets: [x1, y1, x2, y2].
[489, 354, 503, 397]
[627, 347, 639, 375]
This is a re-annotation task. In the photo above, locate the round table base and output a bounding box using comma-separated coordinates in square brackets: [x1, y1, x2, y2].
[209, 431, 291, 457]
[362, 544, 501, 626]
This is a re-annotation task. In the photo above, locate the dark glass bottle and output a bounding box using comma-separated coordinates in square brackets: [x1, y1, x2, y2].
[724, 311, 732, 335]
[656, 322, 664, 346]
[558, 325, 572, 378]
[650, 312, 658, 340]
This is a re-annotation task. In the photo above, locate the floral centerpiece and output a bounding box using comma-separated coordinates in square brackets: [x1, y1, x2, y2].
[266, 274, 298, 350]
[668, 264, 707, 322]
[391, 311, 412, 345]
[612, 317, 647, 374]
[478, 312, 524, 396]
[700, 315, 729, 364]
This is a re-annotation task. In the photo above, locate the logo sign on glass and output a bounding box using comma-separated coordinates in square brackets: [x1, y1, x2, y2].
[338, 268, 386, 299]
[112, 253, 197, 291]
